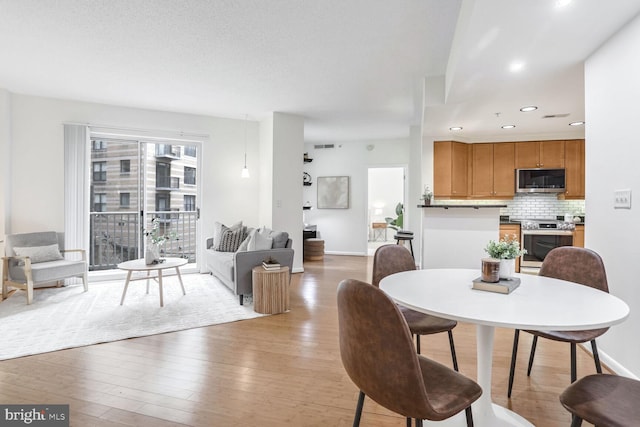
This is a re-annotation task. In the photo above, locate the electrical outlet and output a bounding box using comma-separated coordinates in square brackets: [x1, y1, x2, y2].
[276, 199, 282, 208]
[614, 189, 632, 209]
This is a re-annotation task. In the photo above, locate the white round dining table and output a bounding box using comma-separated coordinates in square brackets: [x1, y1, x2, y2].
[379, 268, 629, 427]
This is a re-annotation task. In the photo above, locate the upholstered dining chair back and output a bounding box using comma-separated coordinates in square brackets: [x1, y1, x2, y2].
[539, 246, 609, 293]
[507, 246, 611, 398]
[372, 244, 415, 287]
[337, 279, 481, 424]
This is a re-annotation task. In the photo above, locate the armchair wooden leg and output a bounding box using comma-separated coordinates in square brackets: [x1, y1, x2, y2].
[26, 281, 34, 305]
[83, 272, 89, 292]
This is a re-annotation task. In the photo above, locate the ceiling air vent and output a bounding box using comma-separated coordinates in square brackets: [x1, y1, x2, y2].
[314, 144, 335, 149]
[542, 113, 570, 119]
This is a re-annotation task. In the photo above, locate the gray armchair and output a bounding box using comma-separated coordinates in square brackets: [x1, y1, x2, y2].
[2, 231, 88, 304]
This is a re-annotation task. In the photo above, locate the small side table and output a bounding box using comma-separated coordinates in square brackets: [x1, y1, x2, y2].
[252, 266, 290, 314]
[371, 222, 388, 241]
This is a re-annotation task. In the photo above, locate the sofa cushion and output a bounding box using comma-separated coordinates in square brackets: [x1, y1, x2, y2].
[213, 221, 243, 251]
[237, 228, 256, 252]
[205, 250, 234, 282]
[217, 226, 247, 252]
[13, 244, 64, 264]
[248, 231, 273, 251]
[270, 231, 290, 249]
[9, 259, 85, 283]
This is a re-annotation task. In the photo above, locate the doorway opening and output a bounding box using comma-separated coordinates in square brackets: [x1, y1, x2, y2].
[367, 167, 405, 255]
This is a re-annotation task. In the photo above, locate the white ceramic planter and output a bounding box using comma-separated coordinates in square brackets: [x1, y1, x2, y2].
[499, 258, 516, 279]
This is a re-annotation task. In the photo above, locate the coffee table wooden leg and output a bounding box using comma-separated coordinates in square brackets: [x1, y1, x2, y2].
[158, 268, 164, 307]
[120, 271, 132, 305]
[146, 270, 151, 294]
[175, 266, 186, 295]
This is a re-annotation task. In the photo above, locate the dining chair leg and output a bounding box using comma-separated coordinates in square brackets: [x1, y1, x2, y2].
[526, 335, 538, 376]
[570, 343, 577, 383]
[591, 340, 603, 373]
[508, 329, 520, 398]
[570, 415, 583, 427]
[353, 391, 365, 427]
[406, 418, 411, 427]
[415, 419, 423, 427]
[415, 335, 421, 354]
[464, 406, 474, 427]
[448, 330, 459, 371]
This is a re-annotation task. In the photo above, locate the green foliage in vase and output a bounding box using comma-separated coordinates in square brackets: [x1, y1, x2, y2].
[143, 218, 178, 245]
[385, 202, 404, 231]
[484, 234, 527, 259]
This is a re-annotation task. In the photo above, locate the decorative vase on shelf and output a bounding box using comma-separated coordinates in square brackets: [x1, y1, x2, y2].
[145, 243, 160, 265]
[499, 258, 516, 280]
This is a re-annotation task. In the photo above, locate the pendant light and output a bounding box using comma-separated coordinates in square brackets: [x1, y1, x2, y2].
[241, 114, 250, 178]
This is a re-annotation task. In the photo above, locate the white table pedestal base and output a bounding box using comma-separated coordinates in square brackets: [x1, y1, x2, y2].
[421, 325, 533, 427]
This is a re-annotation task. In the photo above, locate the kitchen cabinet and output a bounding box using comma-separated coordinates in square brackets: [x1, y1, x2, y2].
[434, 141, 468, 198]
[471, 143, 515, 197]
[563, 139, 585, 199]
[573, 225, 584, 247]
[515, 140, 565, 169]
[499, 224, 521, 272]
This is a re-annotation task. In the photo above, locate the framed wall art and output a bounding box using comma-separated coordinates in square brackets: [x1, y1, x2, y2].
[317, 176, 350, 209]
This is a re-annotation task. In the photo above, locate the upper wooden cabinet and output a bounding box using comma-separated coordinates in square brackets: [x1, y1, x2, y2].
[434, 141, 468, 198]
[471, 143, 515, 197]
[563, 139, 585, 199]
[515, 140, 565, 169]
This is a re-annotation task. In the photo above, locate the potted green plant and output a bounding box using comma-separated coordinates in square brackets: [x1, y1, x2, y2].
[385, 202, 404, 231]
[421, 186, 433, 206]
[484, 234, 527, 279]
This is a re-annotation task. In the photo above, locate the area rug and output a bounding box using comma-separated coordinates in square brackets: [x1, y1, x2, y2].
[0, 273, 266, 361]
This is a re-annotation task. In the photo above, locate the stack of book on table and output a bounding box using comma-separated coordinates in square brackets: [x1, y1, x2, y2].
[472, 277, 521, 294]
[262, 261, 281, 271]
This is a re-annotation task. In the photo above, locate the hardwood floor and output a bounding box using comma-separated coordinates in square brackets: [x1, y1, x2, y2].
[0, 255, 604, 426]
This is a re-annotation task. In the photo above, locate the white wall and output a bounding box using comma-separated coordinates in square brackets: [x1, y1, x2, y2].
[303, 138, 410, 255]
[584, 14, 640, 378]
[6, 93, 263, 271]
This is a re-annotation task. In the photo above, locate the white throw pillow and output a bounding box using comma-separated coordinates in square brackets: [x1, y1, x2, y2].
[237, 228, 256, 252]
[13, 244, 64, 264]
[247, 231, 273, 251]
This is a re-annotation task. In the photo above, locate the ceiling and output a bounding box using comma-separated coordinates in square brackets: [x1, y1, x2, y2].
[1, 0, 639, 143]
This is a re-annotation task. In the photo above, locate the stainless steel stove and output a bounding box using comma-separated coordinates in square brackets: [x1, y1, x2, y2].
[512, 218, 575, 274]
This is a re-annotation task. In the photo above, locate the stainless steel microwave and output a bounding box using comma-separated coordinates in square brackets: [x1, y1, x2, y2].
[516, 168, 565, 193]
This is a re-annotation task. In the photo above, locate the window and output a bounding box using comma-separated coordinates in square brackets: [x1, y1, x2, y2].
[184, 145, 196, 157]
[184, 166, 196, 185]
[184, 195, 196, 211]
[120, 192, 130, 207]
[94, 193, 106, 212]
[93, 161, 107, 182]
[120, 159, 130, 173]
[92, 140, 107, 150]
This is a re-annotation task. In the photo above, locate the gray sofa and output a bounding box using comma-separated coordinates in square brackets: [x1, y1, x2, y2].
[205, 229, 294, 305]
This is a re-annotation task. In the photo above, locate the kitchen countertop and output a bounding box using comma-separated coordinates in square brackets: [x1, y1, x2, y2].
[418, 204, 507, 209]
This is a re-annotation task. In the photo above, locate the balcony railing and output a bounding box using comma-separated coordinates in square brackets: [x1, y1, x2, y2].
[89, 211, 197, 271]
[156, 176, 180, 190]
[155, 144, 181, 159]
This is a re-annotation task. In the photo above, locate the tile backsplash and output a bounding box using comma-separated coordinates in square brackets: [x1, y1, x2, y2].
[436, 193, 585, 220]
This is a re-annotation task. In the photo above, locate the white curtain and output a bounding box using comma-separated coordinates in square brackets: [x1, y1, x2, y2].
[63, 124, 90, 258]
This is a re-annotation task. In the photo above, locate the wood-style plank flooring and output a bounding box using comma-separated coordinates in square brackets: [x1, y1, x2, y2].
[0, 255, 605, 426]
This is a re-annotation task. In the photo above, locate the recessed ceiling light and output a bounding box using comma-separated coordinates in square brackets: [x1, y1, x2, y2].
[555, 0, 572, 8]
[569, 121, 585, 126]
[501, 125, 516, 129]
[509, 61, 525, 72]
[520, 106, 538, 112]
[449, 126, 463, 131]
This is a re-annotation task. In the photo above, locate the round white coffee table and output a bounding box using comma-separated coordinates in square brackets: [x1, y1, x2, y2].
[117, 257, 188, 307]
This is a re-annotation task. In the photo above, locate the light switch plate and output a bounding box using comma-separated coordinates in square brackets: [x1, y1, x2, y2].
[614, 189, 632, 209]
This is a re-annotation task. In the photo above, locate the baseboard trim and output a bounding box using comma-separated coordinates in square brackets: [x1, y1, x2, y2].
[324, 251, 367, 256]
[580, 342, 638, 379]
